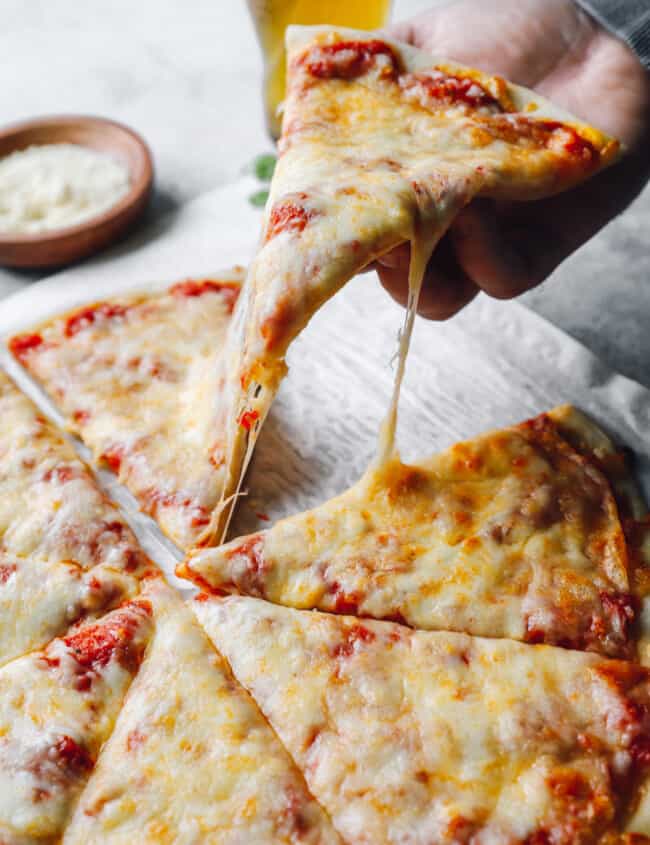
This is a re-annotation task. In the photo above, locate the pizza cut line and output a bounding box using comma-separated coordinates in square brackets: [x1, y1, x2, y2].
[63, 578, 341, 844]
[181, 404, 650, 662]
[0, 368, 155, 668]
[0, 596, 153, 844]
[211, 24, 620, 543]
[194, 593, 650, 845]
[8, 270, 244, 552]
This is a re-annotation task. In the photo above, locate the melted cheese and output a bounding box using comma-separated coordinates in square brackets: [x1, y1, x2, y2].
[64, 581, 340, 844]
[183, 406, 638, 659]
[9, 271, 244, 550]
[194, 595, 650, 845]
[0, 599, 152, 844]
[0, 370, 150, 666]
[213, 25, 619, 541]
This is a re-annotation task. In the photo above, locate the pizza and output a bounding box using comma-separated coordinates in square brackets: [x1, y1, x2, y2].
[181, 405, 650, 661]
[212, 24, 620, 541]
[193, 593, 650, 845]
[0, 369, 153, 667]
[64, 579, 340, 844]
[8, 269, 244, 550]
[0, 597, 152, 844]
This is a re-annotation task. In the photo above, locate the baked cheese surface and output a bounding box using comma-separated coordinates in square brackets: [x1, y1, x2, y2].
[183, 406, 639, 659]
[0, 370, 150, 666]
[0, 599, 152, 844]
[195, 594, 650, 845]
[65, 581, 340, 844]
[9, 272, 244, 550]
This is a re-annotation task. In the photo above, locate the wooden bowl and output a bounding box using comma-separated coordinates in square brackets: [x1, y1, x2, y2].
[0, 115, 153, 269]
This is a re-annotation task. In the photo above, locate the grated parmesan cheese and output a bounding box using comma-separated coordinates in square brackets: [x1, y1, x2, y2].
[0, 143, 130, 234]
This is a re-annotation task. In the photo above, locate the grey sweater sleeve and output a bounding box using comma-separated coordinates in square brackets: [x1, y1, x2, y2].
[574, 0, 650, 70]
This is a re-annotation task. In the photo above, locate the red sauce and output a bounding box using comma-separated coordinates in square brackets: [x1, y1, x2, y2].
[265, 199, 313, 243]
[65, 303, 128, 338]
[42, 465, 77, 484]
[53, 735, 94, 776]
[103, 520, 126, 539]
[524, 832, 551, 845]
[480, 115, 598, 164]
[260, 297, 296, 352]
[9, 332, 44, 361]
[209, 533, 268, 596]
[227, 533, 266, 572]
[238, 409, 259, 431]
[63, 601, 151, 684]
[327, 582, 360, 616]
[101, 445, 125, 474]
[126, 729, 147, 751]
[383, 610, 408, 626]
[73, 409, 91, 425]
[333, 623, 376, 659]
[190, 505, 211, 528]
[299, 39, 398, 81]
[400, 70, 502, 111]
[599, 591, 636, 640]
[0, 563, 17, 584]
[523, 625, 547, 645]
[279, 785, 312, 837]
[630, 734, 650, 767]
[170, 279, 240, 312]
[183, 563, 229, 595]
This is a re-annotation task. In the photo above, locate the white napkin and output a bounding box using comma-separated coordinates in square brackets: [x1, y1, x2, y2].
[1, 177, 648, 582]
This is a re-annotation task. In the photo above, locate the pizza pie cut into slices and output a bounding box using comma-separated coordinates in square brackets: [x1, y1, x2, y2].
[0, 597, 152, 845]
[212, 24, 620, 541]
[8, 269, 244, 550]
[0, 370, 153, 667]
[64, 579, 340, 844]
[181, 405, 649, 660]
[194, 594, 650, 845]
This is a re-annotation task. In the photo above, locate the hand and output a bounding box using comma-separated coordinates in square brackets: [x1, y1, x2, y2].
[377, 0, 650, 320]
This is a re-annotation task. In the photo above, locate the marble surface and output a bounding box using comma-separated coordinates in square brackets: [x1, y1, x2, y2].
[1, 0, 648, 385]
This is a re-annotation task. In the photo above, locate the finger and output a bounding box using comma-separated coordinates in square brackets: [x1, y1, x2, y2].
[449, 201, 541, 300]
[377, 237, 480, 320]
[452, 142, 650, 301]
[374, 242, 411, 271]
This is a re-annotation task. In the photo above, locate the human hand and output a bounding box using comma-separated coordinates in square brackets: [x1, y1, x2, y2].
[377, 0, 650, 319]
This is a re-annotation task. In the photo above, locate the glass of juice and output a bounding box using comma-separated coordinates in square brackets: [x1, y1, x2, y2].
[247, 0, 392, 138]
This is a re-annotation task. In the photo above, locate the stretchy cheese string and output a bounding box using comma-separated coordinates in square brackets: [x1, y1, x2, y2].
[376, 182, 475, 467]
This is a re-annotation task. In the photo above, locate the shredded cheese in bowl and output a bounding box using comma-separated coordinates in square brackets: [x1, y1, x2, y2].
[0, 143, 131, 235]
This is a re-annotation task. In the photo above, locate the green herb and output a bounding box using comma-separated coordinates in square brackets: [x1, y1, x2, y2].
[253, 153, 277, 182]
[249, 189, 269, 208]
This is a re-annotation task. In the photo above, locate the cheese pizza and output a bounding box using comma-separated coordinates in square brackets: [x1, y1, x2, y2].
[0, 369, 152, 667]
[194, 593, 650, 845]
[213, 24, 620, 541]
[182, 405, 649, 660]
[64, 579, 340, 844]
[0, 597, 152, 844]
[9, 270, 244, 550]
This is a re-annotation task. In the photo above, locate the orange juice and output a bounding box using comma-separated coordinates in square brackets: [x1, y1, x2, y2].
[247, 0, 392, 137]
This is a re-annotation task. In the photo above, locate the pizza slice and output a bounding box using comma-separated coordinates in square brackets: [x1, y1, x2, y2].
[181, 405, 648, 660]
[194, 594, 650, 845]
[0, 596, 152, 845]
[64, 579, 340, 844]
[212, 24, 621, 540]
[0, 370, 153, 667]
[8, 269, 244, 550]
